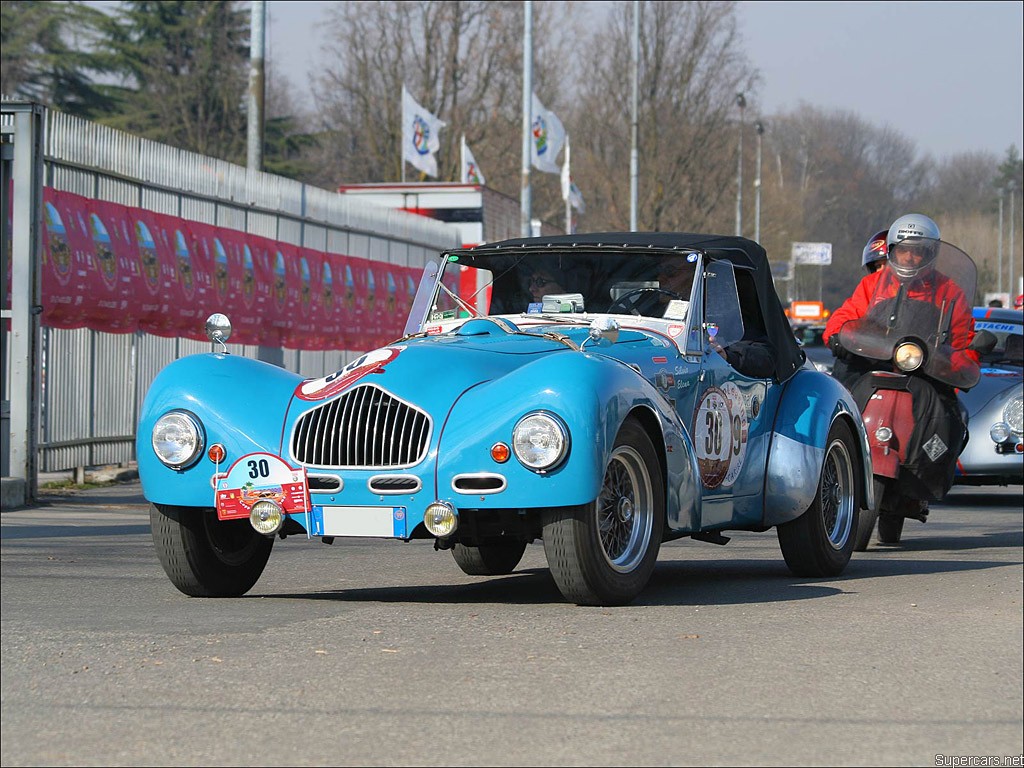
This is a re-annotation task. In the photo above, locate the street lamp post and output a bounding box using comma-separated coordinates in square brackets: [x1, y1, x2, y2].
[998, 188, 1004, 295]
[1010, 181, 1017, 299]
[754, 120, 764, 244]
[735, 92, 745, 237]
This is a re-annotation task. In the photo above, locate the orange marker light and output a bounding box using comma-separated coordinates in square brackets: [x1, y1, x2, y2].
[490, 442, 511, 463]
[208, 444, 226, 463]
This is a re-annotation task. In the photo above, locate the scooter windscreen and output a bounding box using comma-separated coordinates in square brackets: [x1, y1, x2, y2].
[838, 240, 980, 390]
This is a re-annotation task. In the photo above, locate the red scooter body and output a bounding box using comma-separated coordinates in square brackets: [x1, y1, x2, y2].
[860, 372, 916, 479]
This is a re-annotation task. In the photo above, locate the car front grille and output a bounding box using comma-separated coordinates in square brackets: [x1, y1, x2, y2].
[291, 384, 431, 468]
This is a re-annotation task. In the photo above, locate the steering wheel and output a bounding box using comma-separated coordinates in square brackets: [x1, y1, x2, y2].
[606, 288, 683, 316]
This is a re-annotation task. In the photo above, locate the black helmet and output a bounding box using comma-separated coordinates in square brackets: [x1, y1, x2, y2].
[861, 229, 888, 273]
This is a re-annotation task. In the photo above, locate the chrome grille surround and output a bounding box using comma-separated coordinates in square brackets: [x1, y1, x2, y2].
[290, 384, 432, 469]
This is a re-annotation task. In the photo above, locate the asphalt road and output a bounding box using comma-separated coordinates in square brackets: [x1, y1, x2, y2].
[2, 482, 1022, 767]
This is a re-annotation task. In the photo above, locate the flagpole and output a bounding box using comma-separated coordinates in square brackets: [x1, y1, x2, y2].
[630, 0, 639, 231]
[521, 1, 533, 237]
[564, 137, 572, 235]
[400, 86, 406, 183]
[460, 134, 466, 184]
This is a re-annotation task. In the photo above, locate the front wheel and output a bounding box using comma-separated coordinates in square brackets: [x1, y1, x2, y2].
[853, 478, 886, 552]
[451, 541, 527, 576]
[778, 419, 859, 577]
[543, 419, 665, 606]
[150, 503, 273, 597]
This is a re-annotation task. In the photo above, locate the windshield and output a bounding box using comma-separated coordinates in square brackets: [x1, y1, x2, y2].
[410, 249, 701, 326]
[838, 240, 980, 389]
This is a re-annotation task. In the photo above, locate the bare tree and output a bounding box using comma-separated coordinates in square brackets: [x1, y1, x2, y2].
[570, 1, 757, 232]
[306, 0, 581, 202]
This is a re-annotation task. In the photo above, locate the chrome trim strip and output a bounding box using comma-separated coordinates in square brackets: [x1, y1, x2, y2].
[451, 473, 508, 495]
[368, 474, 422, 495]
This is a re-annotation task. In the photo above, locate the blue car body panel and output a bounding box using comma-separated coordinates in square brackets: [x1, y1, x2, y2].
[138, 234, 873, 549]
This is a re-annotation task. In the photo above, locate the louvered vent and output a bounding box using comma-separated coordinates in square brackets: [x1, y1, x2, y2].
[291, 385, 431, 468]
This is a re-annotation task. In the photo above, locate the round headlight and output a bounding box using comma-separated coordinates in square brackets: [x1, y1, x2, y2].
[894, 342, 924, 371]
[1003, 396, 1023, 436]
[990, 422, 1011, 444]
[250, 499, 284, 536]
[151, 410, 204, 469]
[512, 412, 569, 471]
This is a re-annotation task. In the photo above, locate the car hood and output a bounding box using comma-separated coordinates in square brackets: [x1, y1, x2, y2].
[959, 365, 1023, 415]
[287, 319, 658, 418]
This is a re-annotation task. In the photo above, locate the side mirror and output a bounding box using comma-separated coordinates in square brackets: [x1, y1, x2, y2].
[205, 313, 232, 353]
[584, 316, 620, 348]
[968, 329, 997, 354]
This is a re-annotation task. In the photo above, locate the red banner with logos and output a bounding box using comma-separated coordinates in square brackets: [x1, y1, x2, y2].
[31, 188, 425, 351]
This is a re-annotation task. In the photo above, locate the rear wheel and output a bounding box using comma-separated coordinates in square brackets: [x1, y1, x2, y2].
[853, 478, 886, 552]
[543, 419, 664, 606]
[778, 420, 859, 577]
[149, 503, 273, 597]
[451, 541, 527, 576]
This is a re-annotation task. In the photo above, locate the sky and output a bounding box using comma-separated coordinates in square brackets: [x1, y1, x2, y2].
[263, 0, 1024, 161]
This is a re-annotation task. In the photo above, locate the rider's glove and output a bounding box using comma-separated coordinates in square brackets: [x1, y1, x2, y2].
[829, 334, 850, 360]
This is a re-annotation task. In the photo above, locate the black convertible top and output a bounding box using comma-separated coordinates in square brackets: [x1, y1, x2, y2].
[458, 232, 804, 382]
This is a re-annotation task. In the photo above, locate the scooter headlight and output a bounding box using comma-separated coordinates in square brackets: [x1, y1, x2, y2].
[152, 410, 205, 469]
[894, 342, 924, 372]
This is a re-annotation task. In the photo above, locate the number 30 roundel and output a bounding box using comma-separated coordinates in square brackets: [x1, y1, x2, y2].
[694, 382, 748, 489]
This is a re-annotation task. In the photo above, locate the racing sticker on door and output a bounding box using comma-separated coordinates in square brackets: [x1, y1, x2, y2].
[694, 382, 749, 489]
[215, 452, 310, 521]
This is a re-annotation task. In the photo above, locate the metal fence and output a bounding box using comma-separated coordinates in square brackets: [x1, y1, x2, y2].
[3, 102, 461, 477]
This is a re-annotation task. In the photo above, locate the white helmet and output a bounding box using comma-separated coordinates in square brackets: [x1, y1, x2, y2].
[886, 213, 940, 281]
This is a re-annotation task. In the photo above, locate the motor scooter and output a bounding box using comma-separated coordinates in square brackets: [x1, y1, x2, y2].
[836, 241, 981, 549]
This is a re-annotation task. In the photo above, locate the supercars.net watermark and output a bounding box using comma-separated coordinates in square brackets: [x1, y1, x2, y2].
[935, 756, 1024, 767]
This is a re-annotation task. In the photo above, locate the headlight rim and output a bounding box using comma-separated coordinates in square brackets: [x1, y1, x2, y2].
[151, 409, 206, 469]
[893, 341, 925, 372]
[1002, 395, 1023, 437]
[512, 411, 570, 472]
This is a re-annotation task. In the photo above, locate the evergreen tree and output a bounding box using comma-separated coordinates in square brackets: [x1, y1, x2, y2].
[95, 0, 250, 162]
[1, 0, 113, 118]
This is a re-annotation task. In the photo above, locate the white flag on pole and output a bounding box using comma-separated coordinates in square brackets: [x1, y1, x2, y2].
[530, 93, 565, 174]
[561, 136, 585, 212]
[402, 85, 446, 178]
[461, 135, 486, 185]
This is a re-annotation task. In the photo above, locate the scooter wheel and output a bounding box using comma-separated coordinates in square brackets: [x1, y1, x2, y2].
[877, 514, 905, 545]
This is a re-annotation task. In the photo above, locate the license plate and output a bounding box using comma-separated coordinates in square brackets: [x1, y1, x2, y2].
[311, 506, 407, 538]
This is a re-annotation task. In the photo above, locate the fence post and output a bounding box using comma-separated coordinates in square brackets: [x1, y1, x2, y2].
[1, 102, 45, 506]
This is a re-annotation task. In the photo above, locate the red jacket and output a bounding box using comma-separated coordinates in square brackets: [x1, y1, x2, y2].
[824, 268, 978, 363]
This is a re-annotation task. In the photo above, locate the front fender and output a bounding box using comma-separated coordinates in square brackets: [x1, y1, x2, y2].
[137, 353, 304, 507]
[434, 351, 697, 521]
[764, 369, 872, 525]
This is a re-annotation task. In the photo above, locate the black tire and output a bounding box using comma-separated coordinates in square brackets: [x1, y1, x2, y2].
[149, 503, 273, 597]
[853, 478, 886, 552]
[877, 514, 905, 545]
[778, 419, 859, 577]
[543, 419, 665, 606]
[451, 541, 527, 576]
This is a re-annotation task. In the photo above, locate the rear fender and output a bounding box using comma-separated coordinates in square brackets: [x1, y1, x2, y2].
[764, 369, 873, 525]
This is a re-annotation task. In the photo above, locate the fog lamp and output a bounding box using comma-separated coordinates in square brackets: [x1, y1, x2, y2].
[990, 422, 1011, 444]
[874, 426, 893, 443]
[250, 499, 284, 535]
[423, 501, 458, 537]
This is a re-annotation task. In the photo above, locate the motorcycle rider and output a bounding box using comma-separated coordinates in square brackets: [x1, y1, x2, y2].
[861, 229, 888, 275]
[823, 213, 978, 527]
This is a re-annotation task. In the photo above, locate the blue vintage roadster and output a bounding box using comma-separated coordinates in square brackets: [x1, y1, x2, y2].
[140, 232, 873, 606]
